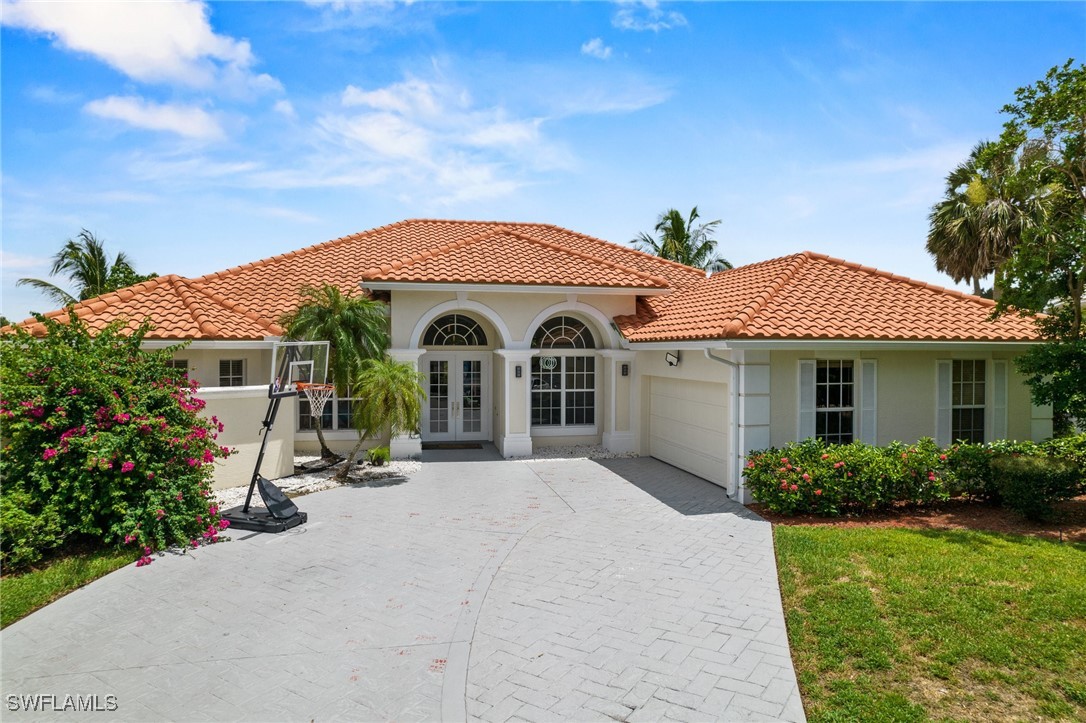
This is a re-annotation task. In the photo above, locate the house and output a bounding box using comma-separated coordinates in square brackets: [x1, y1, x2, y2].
[16, 219, 1051, 501]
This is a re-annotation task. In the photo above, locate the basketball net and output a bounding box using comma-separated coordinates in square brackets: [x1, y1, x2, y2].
[296, 382, 335, 421]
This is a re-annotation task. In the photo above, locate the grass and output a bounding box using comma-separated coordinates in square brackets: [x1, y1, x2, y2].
[775, 527, 1086, 722]
[1, 547, 134, 628]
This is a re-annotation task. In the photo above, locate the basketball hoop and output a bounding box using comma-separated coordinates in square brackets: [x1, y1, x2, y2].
[296, 382, 335, 422]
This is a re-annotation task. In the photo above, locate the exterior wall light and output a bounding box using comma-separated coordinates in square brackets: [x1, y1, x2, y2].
[665, 351, 681, 367]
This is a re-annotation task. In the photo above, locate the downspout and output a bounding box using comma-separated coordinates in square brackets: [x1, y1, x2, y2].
[704, 348, 742, 500]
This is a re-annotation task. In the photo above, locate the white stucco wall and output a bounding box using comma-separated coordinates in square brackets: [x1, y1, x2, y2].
[200, 387, 295, 491]
[167, 348, 272, 390]
[766, 348, 1051, 447]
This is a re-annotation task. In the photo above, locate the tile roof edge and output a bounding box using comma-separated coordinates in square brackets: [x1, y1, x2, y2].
[523, 222, 707, 279]
[184, 279, 285, 335]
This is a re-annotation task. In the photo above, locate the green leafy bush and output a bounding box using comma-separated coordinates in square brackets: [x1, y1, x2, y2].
[365, 446, 391, 466]
[0, 313, 234, 571]
[991, 455, 1082, 521]
[744, 438, 949, 516]
[747, 434, 1085, 519]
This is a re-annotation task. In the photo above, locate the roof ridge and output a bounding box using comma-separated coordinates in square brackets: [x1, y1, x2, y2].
[362, 225, 510, 277]
[519, 221, 708, 279]
[170, 277, 223, 337]
[14, 274, 182, 328]
[723, 253, 812, 336]
[183, 278, 284, 336]
[801, 251, 996, 307]
[504, 227, 672, 287]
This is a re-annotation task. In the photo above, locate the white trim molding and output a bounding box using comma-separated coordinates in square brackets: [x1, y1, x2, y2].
[362, 281, 670, 296]
[524, 301, 623, 349]
[409, 300, 514, 350]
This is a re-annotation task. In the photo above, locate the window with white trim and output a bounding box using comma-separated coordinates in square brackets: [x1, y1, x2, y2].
[531, 316, 596, 428]
[799, 358, 876, 445]
[952, 360, 985, 443]
[165, 359, 189, 373]
[218, 359, 244, 387]
[298, 395, 359, 431]
[815, 360, 854, 444]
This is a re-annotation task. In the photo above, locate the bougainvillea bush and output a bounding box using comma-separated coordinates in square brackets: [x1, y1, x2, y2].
[0, 313, 232, 570]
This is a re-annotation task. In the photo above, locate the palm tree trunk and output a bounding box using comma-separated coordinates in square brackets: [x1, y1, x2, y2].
[972, 278, 982, 296]
[314, 425, 336, 459]
[335, 432, 371, 483]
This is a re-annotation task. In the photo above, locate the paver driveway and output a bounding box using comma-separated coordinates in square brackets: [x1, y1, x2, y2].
[1, 456, 804, 722]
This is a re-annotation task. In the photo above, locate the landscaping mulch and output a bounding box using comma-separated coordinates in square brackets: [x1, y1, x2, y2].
[751, 495, 1086, 543]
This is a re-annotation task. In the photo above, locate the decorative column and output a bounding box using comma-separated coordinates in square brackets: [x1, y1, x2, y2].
[598, 349, 637, 454]
[494, 349, 536, 457]
[388, 348, 426, 459]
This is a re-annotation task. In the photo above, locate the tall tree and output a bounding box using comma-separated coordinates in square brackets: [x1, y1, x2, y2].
[279, 284, 389, 459]
[16, 229, 155, 307]
[336, 357, 425, 482]
[927, 142, 1045, 299]
[990, 59, 1086, 426]
[635, 207, 732, 272]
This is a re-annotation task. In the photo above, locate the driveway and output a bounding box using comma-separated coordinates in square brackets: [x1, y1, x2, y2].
[1, 456, 804, 722]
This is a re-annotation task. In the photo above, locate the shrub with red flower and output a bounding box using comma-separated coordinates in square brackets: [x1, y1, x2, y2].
[0, 313, 235, 570]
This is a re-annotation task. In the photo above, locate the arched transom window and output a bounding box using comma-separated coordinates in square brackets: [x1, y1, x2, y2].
[530, 316, 596, 428]
[531, 315, 596, 349]
[423, 314, 488, 347]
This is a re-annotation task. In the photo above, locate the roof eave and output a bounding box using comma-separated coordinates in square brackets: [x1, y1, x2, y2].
[360, 281, 671, 296]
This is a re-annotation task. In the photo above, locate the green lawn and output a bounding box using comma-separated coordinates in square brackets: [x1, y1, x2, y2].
[1, 548, 134, 628]
[775, 527, 1086, 722]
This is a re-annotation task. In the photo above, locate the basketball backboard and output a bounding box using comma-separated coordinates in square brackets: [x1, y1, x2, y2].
[269, 341, 330, 398]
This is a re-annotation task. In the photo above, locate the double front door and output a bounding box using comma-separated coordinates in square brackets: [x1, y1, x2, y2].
[422, 353, 490, 442]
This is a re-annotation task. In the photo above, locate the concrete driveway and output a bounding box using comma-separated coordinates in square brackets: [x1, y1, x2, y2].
[1, 456, 804, 722]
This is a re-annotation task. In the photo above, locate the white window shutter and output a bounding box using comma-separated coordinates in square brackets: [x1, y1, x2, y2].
[799, 360, 816, 439]
[860, 359, 877, 444]
[992, 360, 1008, 441]
[936, 360, 952, 446]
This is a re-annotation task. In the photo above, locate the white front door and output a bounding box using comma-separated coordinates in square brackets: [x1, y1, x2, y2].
[422, 353, 490, 442]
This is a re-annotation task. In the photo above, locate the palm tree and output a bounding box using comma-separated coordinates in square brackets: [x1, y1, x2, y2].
[279, 284, 389, 459]
[635, 207, 732, 272]
[336, 357, 425, 483]
[927, 142, 1047, 299]
[17, 229, 155, 307]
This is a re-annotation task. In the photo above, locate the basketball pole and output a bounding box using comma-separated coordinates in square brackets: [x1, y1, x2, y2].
[241, 394, 282, 514]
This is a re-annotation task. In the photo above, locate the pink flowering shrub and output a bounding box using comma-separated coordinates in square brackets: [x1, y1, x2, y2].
[744, 438, 948, 515]
[0, 313, 234, 570]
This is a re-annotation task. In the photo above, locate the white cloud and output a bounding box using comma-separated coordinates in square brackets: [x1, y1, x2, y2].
[1, 0, 280, 94]
[581, 38, 613, 60]
[0, 249, 50, 271]
[27, 85, 81, 104]
[84, 96, 225, 140]
[273, 99, 297, 119]
[612, 1, 687, 32]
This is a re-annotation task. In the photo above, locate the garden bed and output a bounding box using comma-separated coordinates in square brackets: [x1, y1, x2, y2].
[752, 494, 1086, 543]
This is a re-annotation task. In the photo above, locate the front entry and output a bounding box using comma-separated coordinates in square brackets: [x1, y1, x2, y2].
[422, 353, 490, 442]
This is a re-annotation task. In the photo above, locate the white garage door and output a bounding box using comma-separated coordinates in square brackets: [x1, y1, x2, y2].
[648, 376, 728, 487]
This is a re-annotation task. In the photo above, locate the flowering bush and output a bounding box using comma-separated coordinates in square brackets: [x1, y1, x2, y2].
[744, 438, 947, 515]
[746, 434, 1086, 518]
[0, 313, 233, 570]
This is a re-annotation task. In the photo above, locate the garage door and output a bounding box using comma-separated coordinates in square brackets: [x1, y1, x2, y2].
[648, 376, 728, 487]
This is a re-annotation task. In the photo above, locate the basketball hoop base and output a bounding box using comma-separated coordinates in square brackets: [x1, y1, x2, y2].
[221, 505, 307, 533]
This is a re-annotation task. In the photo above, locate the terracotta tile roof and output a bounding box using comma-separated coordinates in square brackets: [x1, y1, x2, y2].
[615, 252, 1042, 343]
[359, 226, 671, 289]
[11, 275, 283, 340]
[10, 220, 692, 341]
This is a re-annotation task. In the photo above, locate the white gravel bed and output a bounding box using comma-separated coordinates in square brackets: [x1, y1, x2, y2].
[511, 444, 639, 461]
[215, 458, 422, 509]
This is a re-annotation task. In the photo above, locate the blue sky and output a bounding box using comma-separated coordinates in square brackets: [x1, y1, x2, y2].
[2, 1, 1082, 321]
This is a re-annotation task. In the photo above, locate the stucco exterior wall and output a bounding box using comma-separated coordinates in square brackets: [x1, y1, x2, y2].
[767, 348, 1050, 447]
[168, 348, 272, 390]
[201, 387, 294, 491]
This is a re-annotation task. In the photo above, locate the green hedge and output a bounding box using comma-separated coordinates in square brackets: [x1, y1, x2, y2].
[745, 435, 1085, 519]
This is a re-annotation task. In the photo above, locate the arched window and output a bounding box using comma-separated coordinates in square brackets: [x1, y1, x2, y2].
[530, 316, 596, 428]
[423, 314, 488, 347]
[531, 315, 595, 349]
